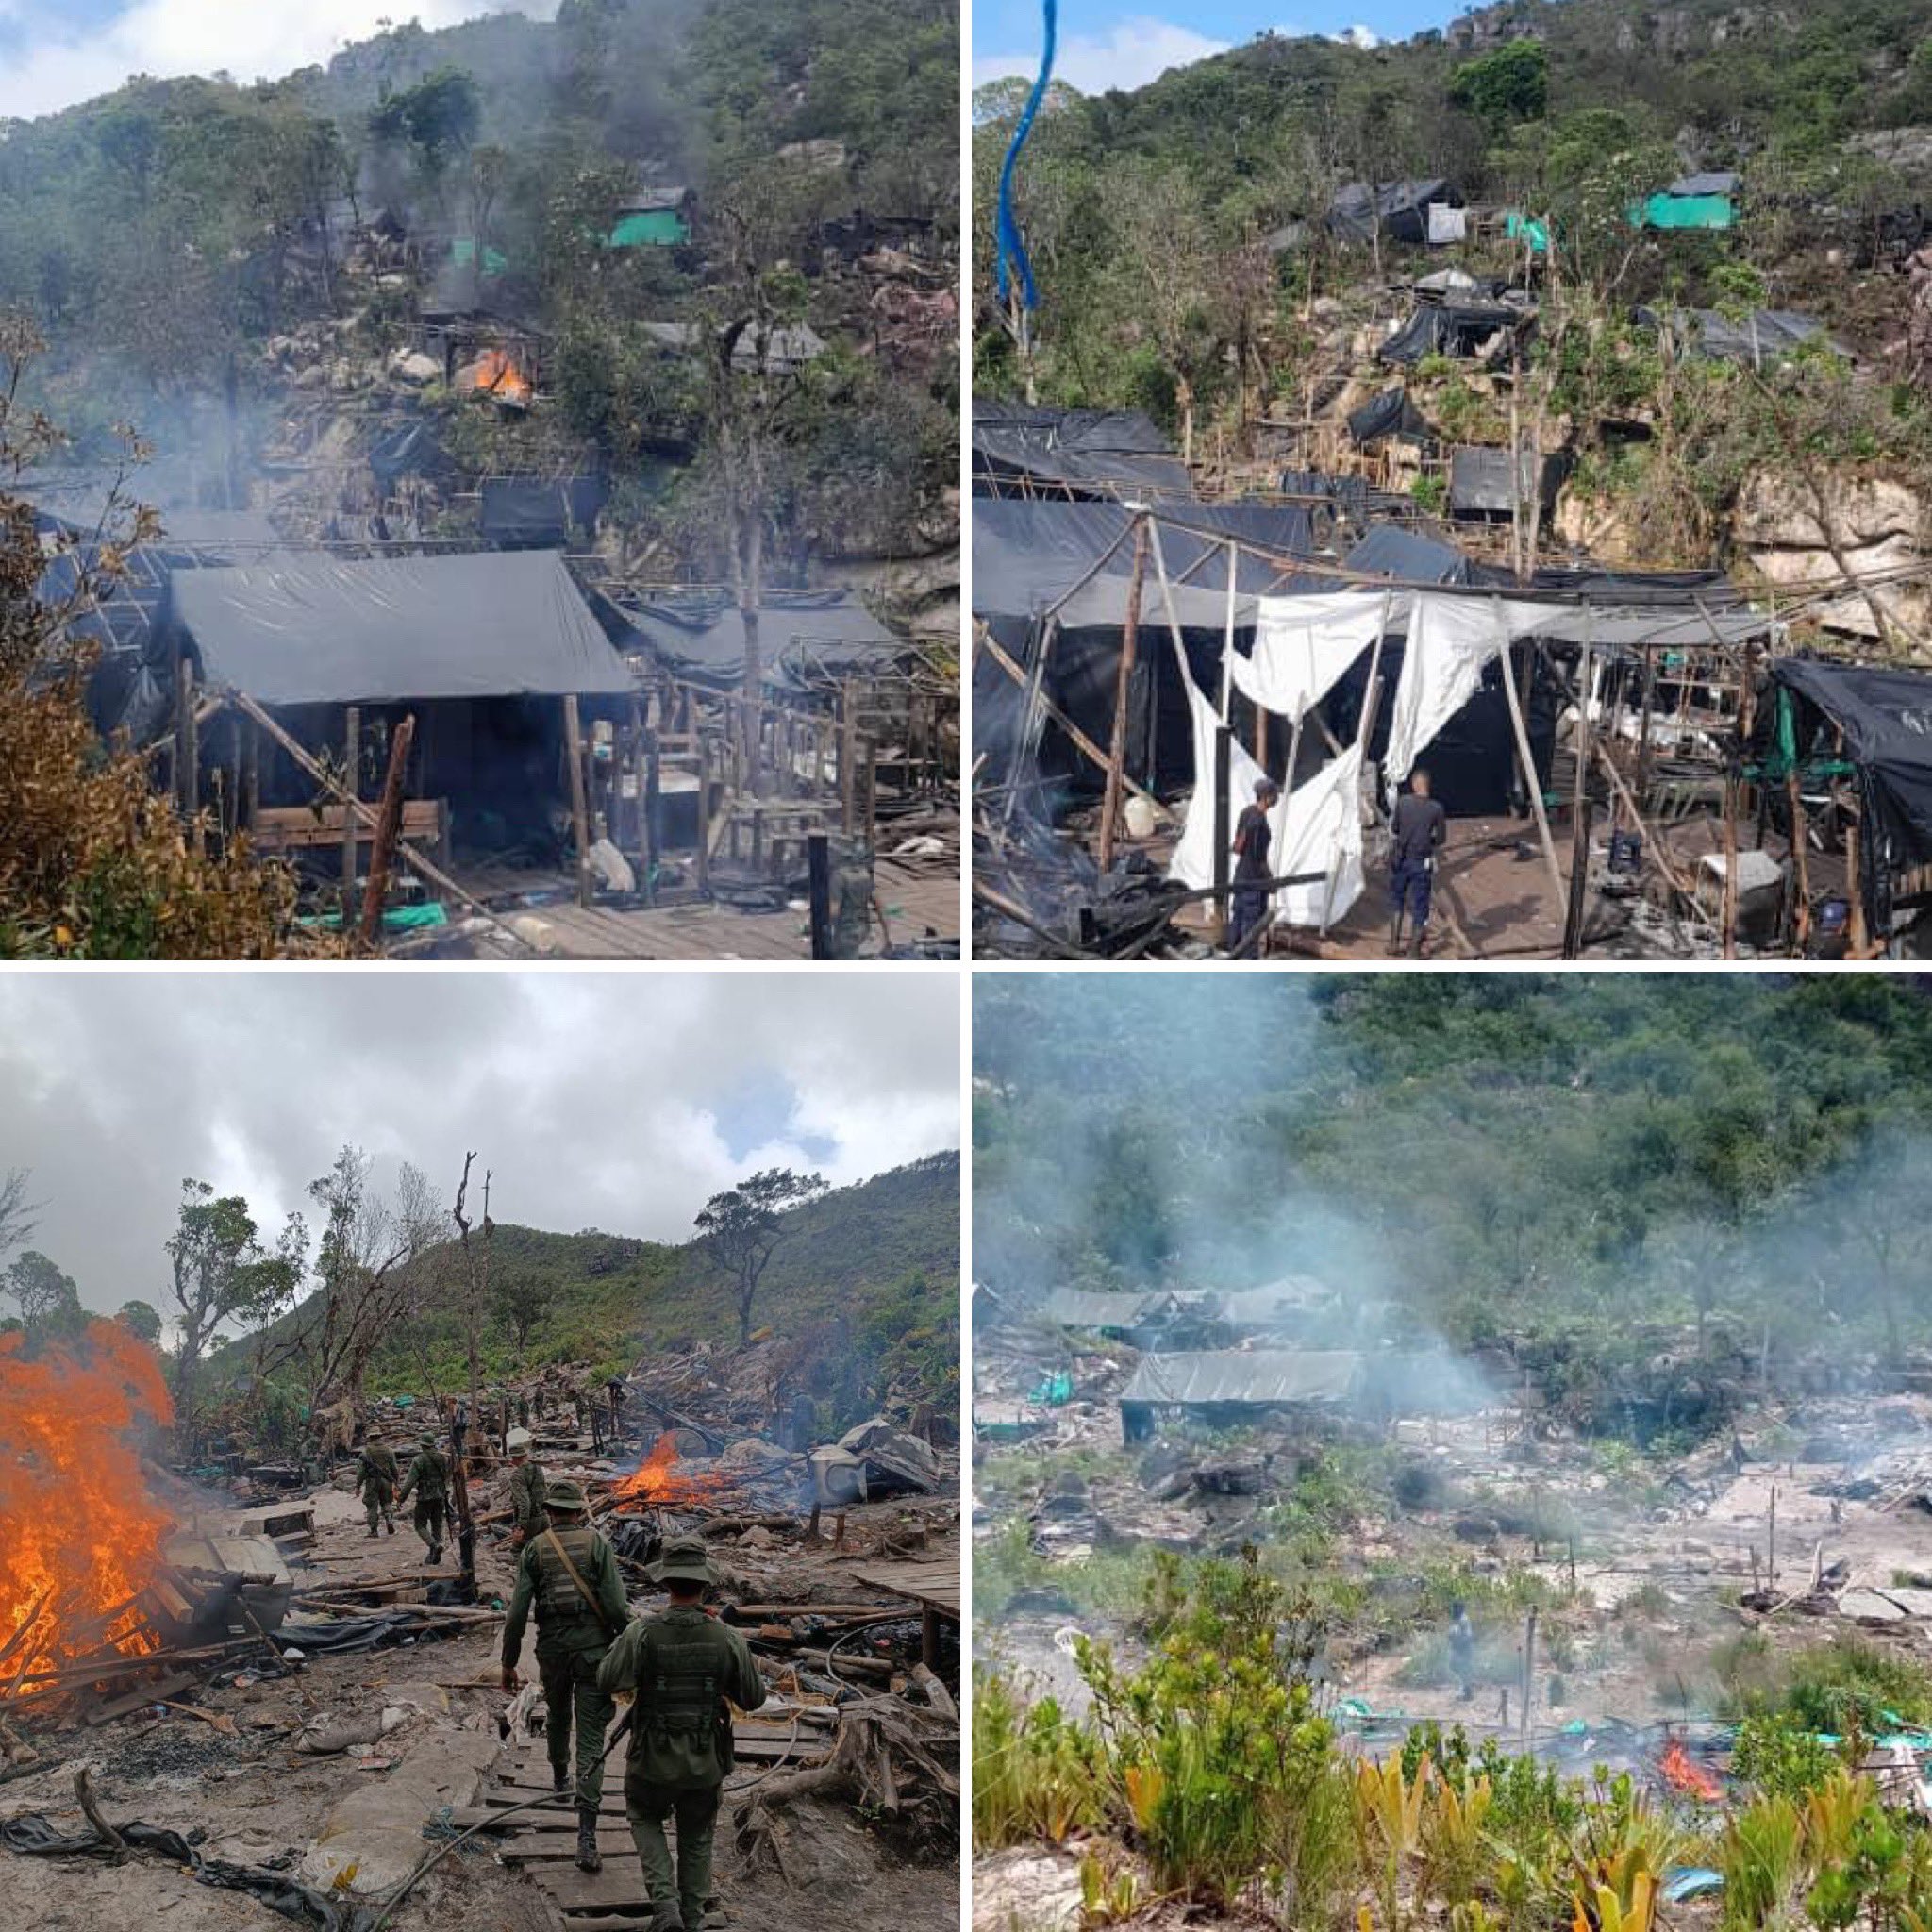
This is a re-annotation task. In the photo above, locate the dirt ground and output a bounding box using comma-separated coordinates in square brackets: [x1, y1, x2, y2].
[2, 1473, 959, 1932]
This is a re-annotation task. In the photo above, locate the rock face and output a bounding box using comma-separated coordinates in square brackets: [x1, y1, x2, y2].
[1733, 471, 1932, 639]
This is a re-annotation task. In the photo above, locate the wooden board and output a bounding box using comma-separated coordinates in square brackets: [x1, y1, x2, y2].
[845, 1561, 960, 1621]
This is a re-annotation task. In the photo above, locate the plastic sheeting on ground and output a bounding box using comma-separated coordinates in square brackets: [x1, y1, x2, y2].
[1, 1813, 377, 1932]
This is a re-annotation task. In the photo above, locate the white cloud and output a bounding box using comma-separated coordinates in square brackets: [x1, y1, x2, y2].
[1331, 25, 1385, 48]
[973, 15, 1231, 96]
[0, 1, 554, 122]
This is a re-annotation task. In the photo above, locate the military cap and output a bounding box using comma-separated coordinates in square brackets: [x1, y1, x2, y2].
[646, 1534, 717, 1586]
[544, 1477, 589, 1512]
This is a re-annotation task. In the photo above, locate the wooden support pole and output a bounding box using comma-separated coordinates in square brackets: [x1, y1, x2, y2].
[562, 694, 592, 910]
[341, 706, 360, 919]
[357, 713, 416, 951]
[1561, 631, 1593, 959]
[1495, 615, 1565, 918]
[1787, 768, 1811, 951]
[642, 729, 661, 906]
[1212, 724, 1233, 951]
[808, 830, 832, 961]
[175, 646, 199, 824]
[695, 736, 711, 896]
[1097, 516, 1149, 873]
[840, 678, 858, 835]
[242, 718, 260, 834]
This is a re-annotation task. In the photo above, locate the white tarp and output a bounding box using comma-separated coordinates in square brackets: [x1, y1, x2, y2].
[1231, 590, 1396, 723]
[1383, 594, 1567, 792]
[1272, 742, 1364, 928]
[1427, 203, 1468, 245]
[1169, 668, 1274, 890]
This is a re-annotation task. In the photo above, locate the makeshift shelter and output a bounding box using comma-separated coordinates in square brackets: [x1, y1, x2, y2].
[608, 185, 692, 248]
[1119, 1349, 1362, 1441]
[1328, 180, 1461, 248]
[808, 1419, 941, 1504]
[972, 402, 1192, 499]
[1633, 173, 1738, 231]
[166, 550, 637, 868]
[1379, 297, 1525, 365]
[478, 476, 607, 548]
[1448, 446, 1569, 518]
[1772, 658, 1932, 930]
[1347, 388, 1432, 445]
[368, 421, 454, 495]
[590, 587, 907, 696]
[641, 320, 828, 375]
[1638, 306, 1846, 367]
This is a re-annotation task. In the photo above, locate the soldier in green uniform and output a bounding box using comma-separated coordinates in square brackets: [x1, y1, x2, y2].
[354, 1434, 399, 1537]
[396, 1429, 451, 1564]
[597, 1536, 765, 1932]
[501, 1478, 629, 1874]
[505, 1426, 548, 1548]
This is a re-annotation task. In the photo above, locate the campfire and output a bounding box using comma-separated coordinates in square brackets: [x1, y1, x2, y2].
[0, 1322, 175, 1691]
[608, 1433, 729, 1511]
[463, 347, 532, 407]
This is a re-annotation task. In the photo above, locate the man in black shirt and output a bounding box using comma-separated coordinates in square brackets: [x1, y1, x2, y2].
[1389, 768, 1447, 956]
[1228, 776, 1280, 956]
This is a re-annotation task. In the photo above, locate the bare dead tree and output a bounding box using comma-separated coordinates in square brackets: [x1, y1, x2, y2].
[451, 1151, 493, 1429]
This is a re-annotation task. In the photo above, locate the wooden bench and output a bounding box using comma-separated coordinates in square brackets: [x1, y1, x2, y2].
[249, 800, 451, 865]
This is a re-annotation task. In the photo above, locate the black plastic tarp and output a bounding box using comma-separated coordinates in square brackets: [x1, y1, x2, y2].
[1, 1814, 376, 1932]
[478, 477, 607, 546]
[1348, 388, 1432, 444]
[1638, 306, 1847, 365]
[972, 402, 1192, 498]
[369, 420, 453, 491]
[1774, 658, 1932, 868]
[1448, 446, 1569, 515]
[1329, 179, 1458, 246]
[591, 588, 905, 692]
[1379, 300, 1522, 365]
[1344, 525, 1470, 583]
[172, 550, 635, 706]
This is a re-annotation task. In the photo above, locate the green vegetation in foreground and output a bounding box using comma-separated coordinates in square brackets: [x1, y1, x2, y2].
[974, 1553, 1932, 1929]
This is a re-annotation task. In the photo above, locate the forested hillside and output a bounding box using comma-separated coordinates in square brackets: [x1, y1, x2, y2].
[973, 1, 1932, 588]
[1, 0, 958, 572]
[975, 976, 1932, 1434]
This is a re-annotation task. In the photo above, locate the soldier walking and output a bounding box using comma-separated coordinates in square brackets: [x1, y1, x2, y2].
[598, 1536, 765, 1932]
[354, 1433, 399, 1538]
[396, 1429, 451, 1564]
[502, 1479, 629, 1874]
[505, 1425, 548, 1549]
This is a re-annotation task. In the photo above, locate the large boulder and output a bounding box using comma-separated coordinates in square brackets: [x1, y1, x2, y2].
[1734, 470, 1932, 640]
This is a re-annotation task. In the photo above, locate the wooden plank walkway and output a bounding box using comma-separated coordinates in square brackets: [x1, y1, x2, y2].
[472, 1723, 829, 1923]
[845, 1560, 960, 1669]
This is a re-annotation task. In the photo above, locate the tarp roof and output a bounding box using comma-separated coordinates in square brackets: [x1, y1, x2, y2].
[1379, 300, 1524, 366]
[1120, 1349, 1362, 1407]
[972, 402, 1192, 497]
[1449, 446, 1567, 516]
[1668, 170, 1740, 197]
[641, 321, 827, 373]
[1640, 306, 1847, 365]
[1041, 1288, 1167, 1328]
[1345, 525, 1470, 584]
[1774, 658, 1932, 865]
[172, 550, 635, 706]
[589, 587, 905, 692]
[1348, 387, 1433, 444]
[1329, 179, 1457, 245]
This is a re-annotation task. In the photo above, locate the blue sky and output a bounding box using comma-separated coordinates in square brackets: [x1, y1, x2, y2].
[0, 1, 553, 122]
[973, 1, 1460, 93]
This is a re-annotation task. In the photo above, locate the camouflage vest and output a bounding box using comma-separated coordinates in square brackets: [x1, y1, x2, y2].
[409, 1449, 449, 1500]
[530, 1526, 613, 1644]
[509, 1459, 548, 1531]
[358, 1445, 397, 1486]
[626, 1609, 735, 1783]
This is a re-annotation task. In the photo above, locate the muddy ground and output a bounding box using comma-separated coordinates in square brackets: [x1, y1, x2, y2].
[3, 1473, 959, 1932]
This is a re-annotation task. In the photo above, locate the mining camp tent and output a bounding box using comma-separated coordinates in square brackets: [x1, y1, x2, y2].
[478, 476, 608, 548]
[1040, 1288, 1170, 1331]
[1633, 172, 1738, 231]
[590, 588, 907, 695]
[1328, 179, 1461, 247]
[972, 402, 1192, 498]
[1119, 1348, 1362, 1439]
[1772, 658, 1932, 909]
[1379, 297, 1525, 365]
[1448, 446, 1570, 518]
[609, 185, 691, 248]
[1638, 307, 1846, 367]
[171, 550, 634, 707]
[1347, 388, 1432, 445]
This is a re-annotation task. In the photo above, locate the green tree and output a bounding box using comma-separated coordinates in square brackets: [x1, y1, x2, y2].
[494, 1270, 555, 1369]
[116, 1299, 164, 1343]
[2, 1250, 83, 1339]
[695, 1168, 830, 1345]
[1448, 40, 1548, 137]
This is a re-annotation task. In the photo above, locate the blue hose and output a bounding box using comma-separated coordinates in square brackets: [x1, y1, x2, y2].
[994, 0, 1058, 310]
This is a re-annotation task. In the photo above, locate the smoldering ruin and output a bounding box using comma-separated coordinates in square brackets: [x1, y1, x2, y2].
[972, 973, 1932, 1926]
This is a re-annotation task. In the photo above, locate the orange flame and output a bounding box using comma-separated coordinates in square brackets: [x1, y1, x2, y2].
[609, 1433, 726, 1512]
[0, 1321, 174, 1688]
[1661, 1739, 1723, 1803]
[464, 348, 531, 405]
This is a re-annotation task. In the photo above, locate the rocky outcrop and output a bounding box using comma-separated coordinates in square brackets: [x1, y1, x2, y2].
[1734, 470, 1932, 639]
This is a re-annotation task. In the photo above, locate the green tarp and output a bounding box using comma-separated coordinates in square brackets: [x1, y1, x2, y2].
[1632, 192, 1735, 231]
[451, 237, 509, 275]
[1504, 211, 1550, 254]
[609, 209, 688, 248]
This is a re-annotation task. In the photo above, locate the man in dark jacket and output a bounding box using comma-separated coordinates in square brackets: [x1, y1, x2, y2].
[502, 1478, 630, 1873]
[1228, 776, 1281, 956]
[354, 1434, 398, 1537]
[598, 1536, 766, 1932]
[1389, 767, 1447, 956]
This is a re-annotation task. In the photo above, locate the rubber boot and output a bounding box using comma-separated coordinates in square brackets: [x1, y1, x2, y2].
[552, 1763, 569, 1794]
[575, 1805, 603, 1874]
[1408, 923, 1426, 958]
[427, 1541, 441, 1565]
